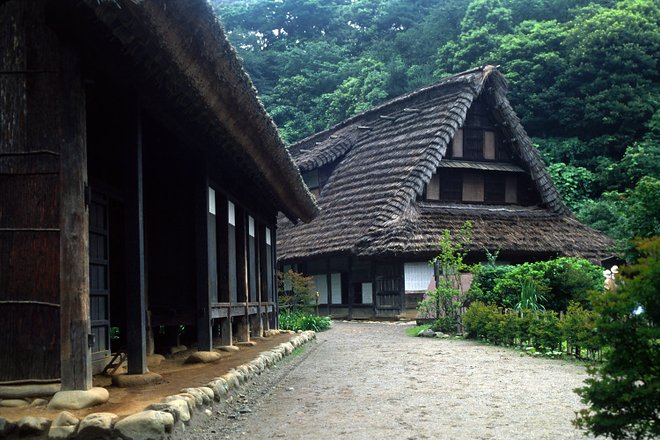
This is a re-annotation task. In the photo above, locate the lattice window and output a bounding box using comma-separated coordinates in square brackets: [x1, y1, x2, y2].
[463, 128, 484, 159]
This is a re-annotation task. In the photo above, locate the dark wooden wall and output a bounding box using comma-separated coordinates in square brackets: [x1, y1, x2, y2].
[0, 1, 64, 382]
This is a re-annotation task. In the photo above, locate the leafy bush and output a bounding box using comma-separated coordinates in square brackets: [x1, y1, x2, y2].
[430, 316, 458, 334]
[279, 310, 332, 332]
[462, 302, 500, 339]
[575, 238, 660, 439]
[468, 257, 602, 311]
[559, 302, 599, 358]
[468, 263, 516, 305]
[463, 301, 602, 358]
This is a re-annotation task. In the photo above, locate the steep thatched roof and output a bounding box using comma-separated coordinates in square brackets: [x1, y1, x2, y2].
[278, 66, 613, 262]
[70, 0, 317, 223]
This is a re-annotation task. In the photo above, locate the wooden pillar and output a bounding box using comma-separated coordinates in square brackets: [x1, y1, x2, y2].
[220, 318, 232, 346]
[272, 228, 279, 330]
[235, 316, 249, 342]
[125, 109, 147, 375]
[347, 256, 354, 320]
[325, 258, 332, 316]
[196, 171, 212, 351]
[59, 42, 92, 391]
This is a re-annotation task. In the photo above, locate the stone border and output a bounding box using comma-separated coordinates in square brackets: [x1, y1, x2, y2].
[0, 331, 316, 440]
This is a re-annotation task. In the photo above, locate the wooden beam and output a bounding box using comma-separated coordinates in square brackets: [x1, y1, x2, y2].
[59, 42, 92, 391]
[125, 108, 147, 375]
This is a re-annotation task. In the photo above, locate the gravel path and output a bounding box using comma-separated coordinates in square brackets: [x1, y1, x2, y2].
[182, 321, 593, 440]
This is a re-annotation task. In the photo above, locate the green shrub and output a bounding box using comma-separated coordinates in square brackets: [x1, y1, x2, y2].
[430, 315, 458, 334]
[468, 257, 602, 312]
[542, 257, 602, 311]
[279, 310, 332, 332]
[463, 301, 601, 356]
[575, 238, 660, 439]
[559, 302, 600, 358]
[529, 311, 561, 351]
[468, 263, 516, 305]
[463, 301, 499, 339]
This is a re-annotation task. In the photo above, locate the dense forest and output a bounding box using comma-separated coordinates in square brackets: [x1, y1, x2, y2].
[211, 0, 659, 257]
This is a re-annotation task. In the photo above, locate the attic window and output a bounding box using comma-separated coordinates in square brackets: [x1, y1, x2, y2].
[450, 128, 498, 161]
[425, 170, 519, 204]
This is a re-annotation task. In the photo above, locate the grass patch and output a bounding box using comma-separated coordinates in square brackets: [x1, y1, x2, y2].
[405, 324, 431, 337]
[290, 345, 306, 358]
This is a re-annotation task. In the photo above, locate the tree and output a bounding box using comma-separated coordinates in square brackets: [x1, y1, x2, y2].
[418, 221, 473, 333]
[277, 270, 317, 313]
[575, 238, 660, 439]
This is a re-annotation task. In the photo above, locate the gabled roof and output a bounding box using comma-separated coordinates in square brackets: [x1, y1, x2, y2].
[71, 0, 317, 223]
[278, 66, 612, 262]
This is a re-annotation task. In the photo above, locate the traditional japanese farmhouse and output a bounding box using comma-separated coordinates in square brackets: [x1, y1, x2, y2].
[0, 0, 317, 396]
[278, 66, 612, 320]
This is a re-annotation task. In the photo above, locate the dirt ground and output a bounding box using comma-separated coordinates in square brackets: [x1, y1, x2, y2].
[0, 333, 293, 422]
[184, 321, 594, 440]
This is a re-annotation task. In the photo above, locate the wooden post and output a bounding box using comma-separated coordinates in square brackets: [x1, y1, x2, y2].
[220, 318, 232, 346]
[235, 316, 249, 342]
[325, 259, 332, 316]
[347, 256, 353, 320]
[196, 170, 212, 351]
[59, 43, 92, 391]
[125, 109, 147, 375]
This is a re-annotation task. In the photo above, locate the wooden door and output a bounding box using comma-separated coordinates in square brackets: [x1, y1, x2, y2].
[374, 263, 403, 315]
[89, 194, 111, 361]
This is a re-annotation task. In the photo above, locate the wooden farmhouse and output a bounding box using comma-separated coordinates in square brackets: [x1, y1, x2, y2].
[0, 0, 317, 393]
[278, 66, 612, 320]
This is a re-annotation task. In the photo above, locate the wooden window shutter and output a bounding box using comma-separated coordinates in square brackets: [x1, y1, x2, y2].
[451, 129, 463, 158]
[462, 172, 484, 202]
[484, 131, 496, 160]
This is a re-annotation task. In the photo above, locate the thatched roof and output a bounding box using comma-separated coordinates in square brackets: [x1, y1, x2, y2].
[70, 0, 317, 223]
[278, 66, 613, 262]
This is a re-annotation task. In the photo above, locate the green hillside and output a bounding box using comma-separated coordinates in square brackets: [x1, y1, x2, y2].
[211, 0, 659, 257]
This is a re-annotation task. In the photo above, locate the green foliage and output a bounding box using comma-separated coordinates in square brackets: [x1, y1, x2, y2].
[546, 163, 596, 211]
[430, 316, 459, 334]
[278, 270, 317, 313]
[214, 0, 658, 248]
[468, 257, 602, 311]
[279, 310, 332, 332]
[558, 302, 600, 358]
[417, 221, 472, 333]
[515, 279, 545, 311]
[463, 301, 603, 359]
[577, 176, 660, 259]
[575, 238, 660, 439]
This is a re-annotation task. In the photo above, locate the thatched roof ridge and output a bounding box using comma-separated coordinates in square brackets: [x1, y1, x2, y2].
[278, 66, 612, 263]
[77, 0, 317, 223]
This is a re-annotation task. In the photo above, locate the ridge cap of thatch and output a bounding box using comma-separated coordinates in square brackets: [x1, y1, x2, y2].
[80, 0, 318, 223]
